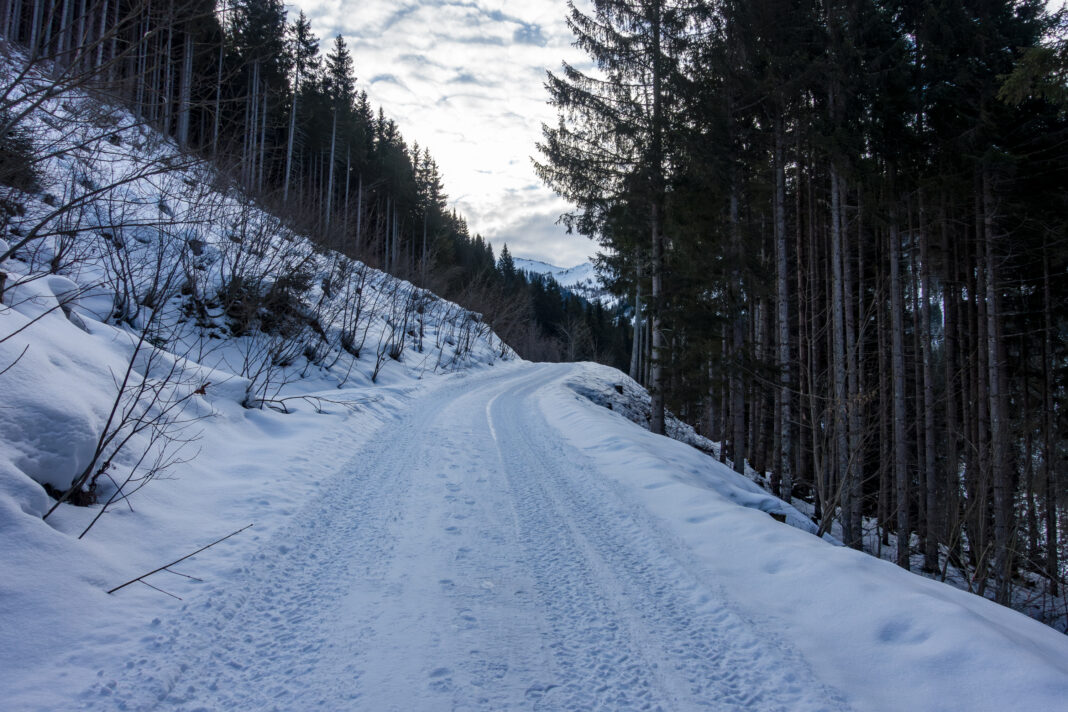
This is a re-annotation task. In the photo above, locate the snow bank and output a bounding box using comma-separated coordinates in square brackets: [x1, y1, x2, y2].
[564, 364, 822, 536]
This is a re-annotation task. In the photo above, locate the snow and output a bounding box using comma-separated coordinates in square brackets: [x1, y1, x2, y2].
[3, 48, 1068, 712]
[0, 51, 505, 708]
[544, 363, 1068, 712]
[513, 257, 613, 305]
[513, 257, 597, 288]
[5, 361, 1067, 710]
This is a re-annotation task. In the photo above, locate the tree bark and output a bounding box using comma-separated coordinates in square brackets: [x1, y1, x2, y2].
[983, 168, 1012, 605]
[648, 2, 666, 436]
[830, 167, 852, 545]
[1042, 239, 1058, 596]
[920, 195, 939, 573]
[890, 199, 910, 569]
[175, 31, 193, 148]
[630, 258, 642, 382]
[325, 108, 337, 232]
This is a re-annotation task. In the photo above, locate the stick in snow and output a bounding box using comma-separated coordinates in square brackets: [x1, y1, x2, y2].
[107, 524, 254, 595]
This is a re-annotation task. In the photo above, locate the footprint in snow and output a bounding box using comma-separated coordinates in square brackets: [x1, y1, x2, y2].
[428, 667, 453, 693]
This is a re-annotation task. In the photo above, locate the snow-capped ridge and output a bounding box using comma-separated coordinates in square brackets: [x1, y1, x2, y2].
[514, 257, 612, 305]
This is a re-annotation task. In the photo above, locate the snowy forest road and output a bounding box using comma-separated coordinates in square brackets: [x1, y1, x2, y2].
[84, 362, 852, 712]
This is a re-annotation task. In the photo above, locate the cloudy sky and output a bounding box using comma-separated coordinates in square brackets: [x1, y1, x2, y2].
[290, 0, 595, 267]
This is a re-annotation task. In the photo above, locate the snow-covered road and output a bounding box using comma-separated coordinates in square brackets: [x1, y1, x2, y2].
[82, 363, 844, 710]
[74, 362, 1068, 712]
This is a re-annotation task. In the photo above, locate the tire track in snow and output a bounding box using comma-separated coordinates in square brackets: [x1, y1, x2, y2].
[83, 416, 417, 710]
[489, 364, 854, 712]
[80, 363, 853, 711]
[80, 371, 525, 711]
[339, 366, 552, 711]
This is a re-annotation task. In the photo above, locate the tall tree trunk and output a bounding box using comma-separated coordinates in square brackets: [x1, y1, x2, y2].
[890, 200, 910, 569]
[877, 256, 891, 550]
[161, 23, 173, 133]
[56, 0, 71, 63]
[983, 168, 1012, 605]
[729, 176, 745, 474]
[75, 0, 87, 70]
[650, 201, 665, 435]
[421, 203, 427, 279]
[257, 88, 267, 191]
[830, 167, 852, 545]
[355, 173, 363, 250]
[942, 201, 962, 569]
[972, 179, 991, 591]
[844, 182, 863, 545]
[920, 196, 939, 573]
[775, 116, 791, 501]
[1042, 239, 1058, 596]
[325, 109, 337, 232]
[342, 146, 351, 248]
[0, 0, 10, 41]
[392, 203, 399, 269]
[175, 31, 193, 148]
[283, 69, 301, 204]
[212, 29, 224, 158]
[29, 0, 43, 59]
[630, 259, 642, 382]
[795, 144, 810, 499]
[648, 2, 666, 435]
[96, 0, 109, 72]
[911, 223, 928, 570]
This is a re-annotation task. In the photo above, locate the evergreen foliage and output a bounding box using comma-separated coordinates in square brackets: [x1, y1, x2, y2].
[540, 0, 1068, 606]
[4, 0, 1066, 615]
[0, 0, 592, 366]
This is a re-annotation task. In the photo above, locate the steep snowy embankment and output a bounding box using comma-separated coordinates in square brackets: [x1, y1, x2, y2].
[0, 54, 510, 708]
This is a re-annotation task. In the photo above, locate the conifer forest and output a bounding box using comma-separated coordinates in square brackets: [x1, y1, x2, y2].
[536, 0, 1068, 608]
[2, 0, 1067, 622]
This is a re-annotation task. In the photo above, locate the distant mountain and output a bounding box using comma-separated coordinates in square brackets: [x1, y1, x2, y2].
[514, 258, 613, 305]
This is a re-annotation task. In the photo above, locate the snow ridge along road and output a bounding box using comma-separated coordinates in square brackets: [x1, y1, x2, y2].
[80, 362, 1068, 711]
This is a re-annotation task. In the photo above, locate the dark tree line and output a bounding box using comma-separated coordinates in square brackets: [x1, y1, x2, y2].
[1, 0, 637, 368]
[0, 0, 642, 375]
[539, 0, 1068, 609]
[0, 0, 522, 313]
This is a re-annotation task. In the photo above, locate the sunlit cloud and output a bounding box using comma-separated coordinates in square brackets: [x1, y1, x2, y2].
[289, 0, 594, 268]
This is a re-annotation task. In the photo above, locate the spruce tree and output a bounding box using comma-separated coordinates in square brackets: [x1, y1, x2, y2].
[283, 10, 320, 204]
[324, 34, 356, 231]
[536, 0, 702, 434]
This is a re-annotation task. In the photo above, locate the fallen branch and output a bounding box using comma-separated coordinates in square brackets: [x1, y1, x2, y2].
[106, 523, 253, 595]
[255, 394, 381, 414]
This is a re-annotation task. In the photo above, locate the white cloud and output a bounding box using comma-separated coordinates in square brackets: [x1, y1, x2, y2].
[289, 0, 596, 268]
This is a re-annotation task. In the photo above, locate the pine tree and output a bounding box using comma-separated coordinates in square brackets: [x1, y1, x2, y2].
[324, 34, 356, 231]
[283, 10, 320, 204]
[229, 0, 288, 189]
[498, 244, 517, 288]
[536, 0, 703, 434]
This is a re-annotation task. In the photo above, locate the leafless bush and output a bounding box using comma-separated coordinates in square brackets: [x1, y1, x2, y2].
[41, 239, 207, 533]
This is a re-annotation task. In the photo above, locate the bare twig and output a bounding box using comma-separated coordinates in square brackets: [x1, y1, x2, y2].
[106, 523, 253, 595]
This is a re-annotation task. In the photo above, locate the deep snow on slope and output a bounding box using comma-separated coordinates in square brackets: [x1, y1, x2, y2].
[0, 54, 508, 709]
